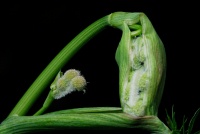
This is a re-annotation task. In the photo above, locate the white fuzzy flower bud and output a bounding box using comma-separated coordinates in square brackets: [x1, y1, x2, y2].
[71, 76, 87, 91]
[51, 69, 87, 99]
[63, 69, 80, 81]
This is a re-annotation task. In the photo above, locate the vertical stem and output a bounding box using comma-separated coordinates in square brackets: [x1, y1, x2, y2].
[8, 15, 109, 117]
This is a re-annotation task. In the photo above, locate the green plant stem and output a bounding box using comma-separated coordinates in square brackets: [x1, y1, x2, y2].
[1, 107, 172, 134]
[8, 15, 110, 117]
[33, 91, 54, 116]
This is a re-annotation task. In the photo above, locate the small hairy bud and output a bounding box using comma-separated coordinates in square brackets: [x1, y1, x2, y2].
[63, 69, 80, 81]
[56, 78, 68, 91]
[51, 69, 87, 99]
[71, 76, 87, 91]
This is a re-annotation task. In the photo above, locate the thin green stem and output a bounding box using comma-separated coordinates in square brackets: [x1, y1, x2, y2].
[8, 15, 110, 117]
[33, 91, 54, 116]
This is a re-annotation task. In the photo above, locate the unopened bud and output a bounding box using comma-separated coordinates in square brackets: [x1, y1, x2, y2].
[71, 76, 87, 91]
[51, 69, 87, 99]
[63, 69, 80, 81]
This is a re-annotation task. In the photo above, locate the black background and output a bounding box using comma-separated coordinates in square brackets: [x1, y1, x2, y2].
[1, 0, 200, 133]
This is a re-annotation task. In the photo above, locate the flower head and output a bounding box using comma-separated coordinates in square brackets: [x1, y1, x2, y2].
[51, 69, 87, 99]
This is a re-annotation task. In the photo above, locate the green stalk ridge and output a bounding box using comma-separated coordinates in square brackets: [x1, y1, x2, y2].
[1, 108, 171, 134]
[8, 15, 110, 117]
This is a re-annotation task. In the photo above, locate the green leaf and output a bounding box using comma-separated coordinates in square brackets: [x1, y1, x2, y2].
[179, 115, 187, 134]
[165, 106, 178, 132]
[193, 130, 200, 134]
[171, 105, 177, 130]
[187, 108, 200, 134]
[165, 108, 174, 130]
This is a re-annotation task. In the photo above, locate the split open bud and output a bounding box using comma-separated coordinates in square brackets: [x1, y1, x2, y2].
[50, 69, 87, 99]
[109, 12, 166, 116]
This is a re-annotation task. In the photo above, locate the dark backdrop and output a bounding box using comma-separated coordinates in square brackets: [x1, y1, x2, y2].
[1, 0, 200, 133]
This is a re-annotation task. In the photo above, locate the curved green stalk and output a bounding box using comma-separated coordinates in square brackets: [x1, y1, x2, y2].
[1, 107, 171, 134]
[8, 15, 110, 117]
